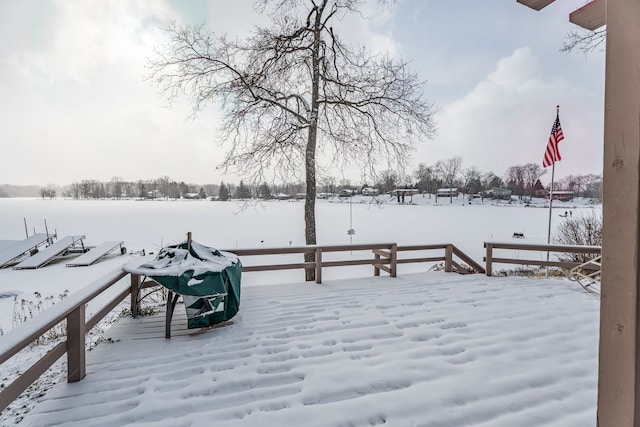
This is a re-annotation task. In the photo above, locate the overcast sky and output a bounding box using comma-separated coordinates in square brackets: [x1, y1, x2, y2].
[1, 0, 605, 187]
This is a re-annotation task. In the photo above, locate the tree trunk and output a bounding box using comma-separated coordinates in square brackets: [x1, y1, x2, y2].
[304, 131, 317, 281]
[304, 3, 324, 282]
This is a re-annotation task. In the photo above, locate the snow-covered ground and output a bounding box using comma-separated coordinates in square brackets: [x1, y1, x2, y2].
[23, 273, 599, 427]
[0, 196, 602, 425]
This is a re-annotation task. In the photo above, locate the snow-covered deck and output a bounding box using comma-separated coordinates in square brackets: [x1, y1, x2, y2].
[21, 273, 599, 426]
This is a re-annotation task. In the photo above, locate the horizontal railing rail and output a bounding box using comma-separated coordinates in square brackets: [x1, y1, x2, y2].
[223, 242, 484, 281]
[396, 244, 485, 274]
[483, 241, 602, 276]
[223, 243, 400, 284]
[0, 241, 484, 413]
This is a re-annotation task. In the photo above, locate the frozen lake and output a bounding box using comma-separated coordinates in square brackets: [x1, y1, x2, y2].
[0, 196, 601, 332]
[0, 196, 601, 259]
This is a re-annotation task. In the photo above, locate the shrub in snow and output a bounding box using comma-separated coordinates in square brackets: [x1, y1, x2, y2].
[553, 210, 602, 264]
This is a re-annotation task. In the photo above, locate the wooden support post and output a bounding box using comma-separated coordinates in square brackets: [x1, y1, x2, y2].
[315, 248, 322, 284]
[130, 273, 140, 317]
[390, 244, 397, 278]
[444, 244, 453, 273]
[485, 243, 493, 277]
[597, 1, 640, 424]
[66, 306, 86, 382]
[373, 251, 380, 277]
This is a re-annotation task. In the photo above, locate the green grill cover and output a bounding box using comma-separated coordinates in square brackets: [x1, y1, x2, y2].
[128, 240, 241, 329]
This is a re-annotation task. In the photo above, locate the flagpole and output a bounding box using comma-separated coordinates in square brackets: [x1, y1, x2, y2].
[544, 104, 562, 279]
[545, 161, 555, 279]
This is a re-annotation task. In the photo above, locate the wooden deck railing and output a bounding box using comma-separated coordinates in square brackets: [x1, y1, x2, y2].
[222, 243, 399, 284]
[396, 243, 485, 275]
[0, 241, 482, 413]
[223, 242, 485, 281]
[0, 270, 131, 412]
[483, 241, 602, 276]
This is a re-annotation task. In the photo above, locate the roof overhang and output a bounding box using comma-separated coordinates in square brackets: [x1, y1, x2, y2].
[569, 0, 606, 30]
[517, 0, 606, 31]
[516, 0, 555, 11]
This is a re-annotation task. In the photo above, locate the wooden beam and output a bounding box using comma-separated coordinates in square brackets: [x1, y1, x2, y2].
[597, 0, 640, 424]
[66, 306, 86, 382]
[516, 0, 555, 11]
[569, 0, 606, 31]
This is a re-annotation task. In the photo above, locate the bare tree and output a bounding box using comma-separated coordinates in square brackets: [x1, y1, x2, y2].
[376, 169, 400, 194]
[80, 180, 93, 199]
[557, 174, 590, 196]
[462, 166, 482, 197]
[157, 176, 171, 199]
[413, 163, 434, 197]
[505, 164, 526, 198]
[135, 180, 146, 199]
[522, 163, 546, 197]
[553, 210, 602, 263]
[318, 175, 337, 195]
[481, 171, 503, 192]
[434, 156, 463, 203]
[147, 0, 436, 280]
[505, 163, 545, 198]
[68, 182, 81, 199]
[111, 176, 124, 200]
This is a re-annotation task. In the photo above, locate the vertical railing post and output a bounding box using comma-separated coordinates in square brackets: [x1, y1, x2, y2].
[444, 244, 453, 272]
[315, 248, 322, 284]
[373, 250, 380, 277]
[390, 243, 397, 278]
[130, 273, 140, 317]
[66, 305, 86, 382]
[485, 243, 493, 276]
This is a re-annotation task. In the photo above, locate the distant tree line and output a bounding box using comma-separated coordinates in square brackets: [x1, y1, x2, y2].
[366, 158, 601, 201]
[0, 184, 42, 198]
[46, 158, 602, 202]
[59, 176, 212, 200]
[39, 186, 57, 199]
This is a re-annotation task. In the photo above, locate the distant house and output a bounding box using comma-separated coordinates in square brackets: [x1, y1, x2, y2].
[547, 190, 574, 202]
[274, 193, 293, 200]
[436, 188, 458, 198]
[483, 188, 512, 200]
[146, 190, 161, 199]
[362, 187, 379, 196]
[533, 179, 546, 198]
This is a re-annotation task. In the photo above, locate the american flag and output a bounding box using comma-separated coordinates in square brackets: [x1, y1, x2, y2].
[542, 113, 564, 168]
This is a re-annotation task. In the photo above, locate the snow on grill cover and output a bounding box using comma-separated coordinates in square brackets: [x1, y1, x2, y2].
[127, 240, 242, 329]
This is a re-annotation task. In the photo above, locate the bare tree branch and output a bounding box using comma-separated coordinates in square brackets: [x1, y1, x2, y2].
[561, 27, 606, 54]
